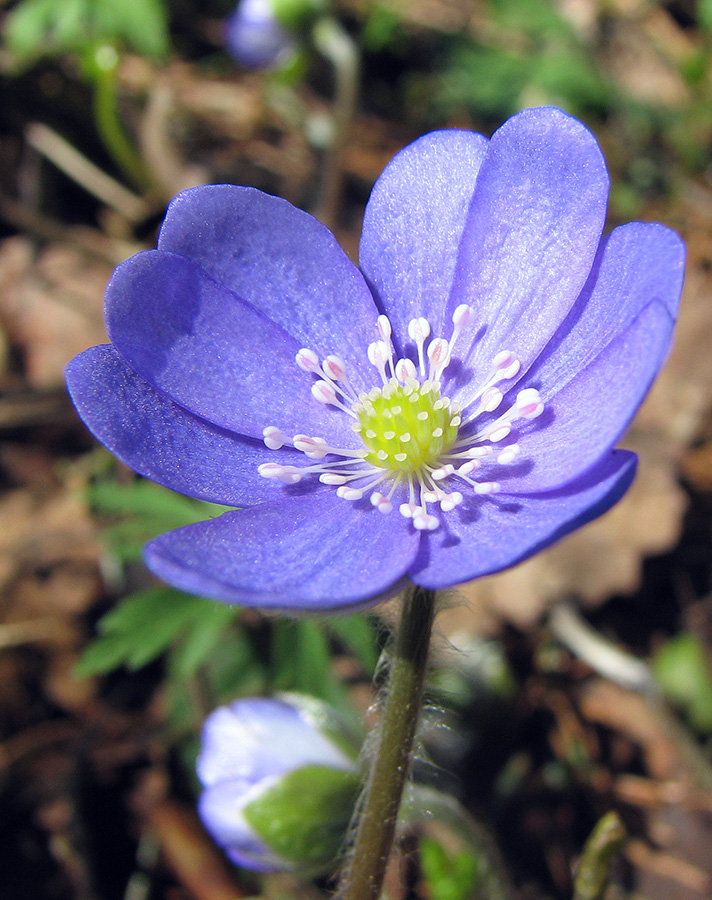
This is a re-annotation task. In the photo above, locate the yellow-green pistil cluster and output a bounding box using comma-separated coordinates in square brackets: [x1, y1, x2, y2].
[353, 379, 460, 473]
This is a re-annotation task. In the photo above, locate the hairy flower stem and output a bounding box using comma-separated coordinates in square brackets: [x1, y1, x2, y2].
[338, 584, 436, 900]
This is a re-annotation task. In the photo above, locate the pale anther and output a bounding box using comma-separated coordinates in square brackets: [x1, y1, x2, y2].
[312, 381, 337, 404]
[395, 358, 417, 382]
[487, 424, 511, 443]
[263, 426, 286, 450]
[337, 486, 363, 500]
[413, 512, 439, 531]
[497, 444, 521, 465]
[320, 473, 347, 484]
[440, 491, 463, 512]
[492, 350, 520, 381]
[377, 315, 392, 341]
[452, 304, 475, 328]
[371, 491, 393, 514]
[323, 355, 347, 381]
[474, 481, 500, 495]
[516, 388, 544, 419]
[296, 348, 320, 373]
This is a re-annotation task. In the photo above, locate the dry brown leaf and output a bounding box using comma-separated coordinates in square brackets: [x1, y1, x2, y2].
[0, 236, 111, 388]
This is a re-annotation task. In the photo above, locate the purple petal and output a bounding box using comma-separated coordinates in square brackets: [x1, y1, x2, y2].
[65, 345, 309, 506]
[359, 129, 489, 345]
[527, 221, 684, 399]
[143, 491, 420, 611]
[198, 782, 286, 872]
[197, 699, 349, 789]
[156, 185, 379, 390]
[494, 299, 675, 492]
[409, 450, 636, 589]
[451, 107, 609, 381]
[105, 250, 358, 447]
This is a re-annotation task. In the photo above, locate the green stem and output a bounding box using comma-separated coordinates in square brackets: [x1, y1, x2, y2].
[91, 44, 152, 192]
[573, 811, 626, 900]
[338, 583, 436, 900]
[311, 17, 360, 229]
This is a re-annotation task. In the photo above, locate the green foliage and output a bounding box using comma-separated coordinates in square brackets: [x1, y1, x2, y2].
[244, 764, 360, 869]
[653, 632, 712, 732]
[78, 473, 377, 735]
[89, 477, 232, 563]
[76, 586, 238, 676]
[4, 0, 170, 67]
[427, 0, 613, 121]
[419, 834, 482, 900]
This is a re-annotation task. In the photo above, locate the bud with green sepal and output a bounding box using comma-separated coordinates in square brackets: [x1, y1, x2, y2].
[197, 694, 361, 872]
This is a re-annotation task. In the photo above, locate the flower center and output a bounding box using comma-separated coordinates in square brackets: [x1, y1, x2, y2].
[354, 381, 459, 473]
[257, 306, 545, 531]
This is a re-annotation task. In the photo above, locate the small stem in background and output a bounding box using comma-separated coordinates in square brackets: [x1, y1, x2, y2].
[91, 44, 153, 193]
[311, 17, 359, 230]
[573, 811, 626, 900]
[337, 583, 436, 900]
[25, 122, 149, 221]
[549, 599, 712, 789]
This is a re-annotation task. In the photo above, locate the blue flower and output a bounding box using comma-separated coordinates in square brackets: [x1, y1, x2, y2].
[225, 0, 295, 70]
[196, 696, 357, 871]
[65, 107, 684, 611]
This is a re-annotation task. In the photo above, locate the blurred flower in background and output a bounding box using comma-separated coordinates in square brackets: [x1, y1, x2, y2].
[225, 0, 296, 70]
[197, 695, 360, 871]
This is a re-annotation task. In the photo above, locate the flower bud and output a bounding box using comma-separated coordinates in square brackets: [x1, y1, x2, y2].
[224, 0, 295, 70]
[197, 695, 360, 871]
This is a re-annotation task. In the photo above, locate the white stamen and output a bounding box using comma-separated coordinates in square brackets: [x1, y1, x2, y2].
[262, 318, 547, 532]
[320, 473, 348, 484]
[452, 304, 475, 328]
[368, 341, 391, 383]
[312, 381, 337, 404]
[293, 434, 328, 459]
[440, 491, 463, 512]
[481, 387, 504, 413]
[492, 350, 521, 382]
[263, 426, 286, 450]
[337, 486, 363, 500]
[257, 463, 302, 484]
[371, 491, 393, 514]
[486, 424, 511, 443]
[516, 388, 544, 419]
[395, 358, 417, 382]
[296, 348, 320, 373]
[413, 512, 439, 531]
[427, 337, 451, 380]
[497, 444, 521, 465]
[377, 315, 392, 341]
[322, 355, 347, 381]
[408, 317, 431, 376]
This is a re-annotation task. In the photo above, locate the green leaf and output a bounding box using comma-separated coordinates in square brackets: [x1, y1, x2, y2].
[327, 613, 380, 676]
[653, 632, 712, 732]
[89, 478, 230, 525]
[272, 620, 337, 699]
[4, 0, 169, 65]
[170, 604, 240, 681]
[75, 587, 223, 676]
[244, 764, 359, 869]
[419, 835, 482, 900]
